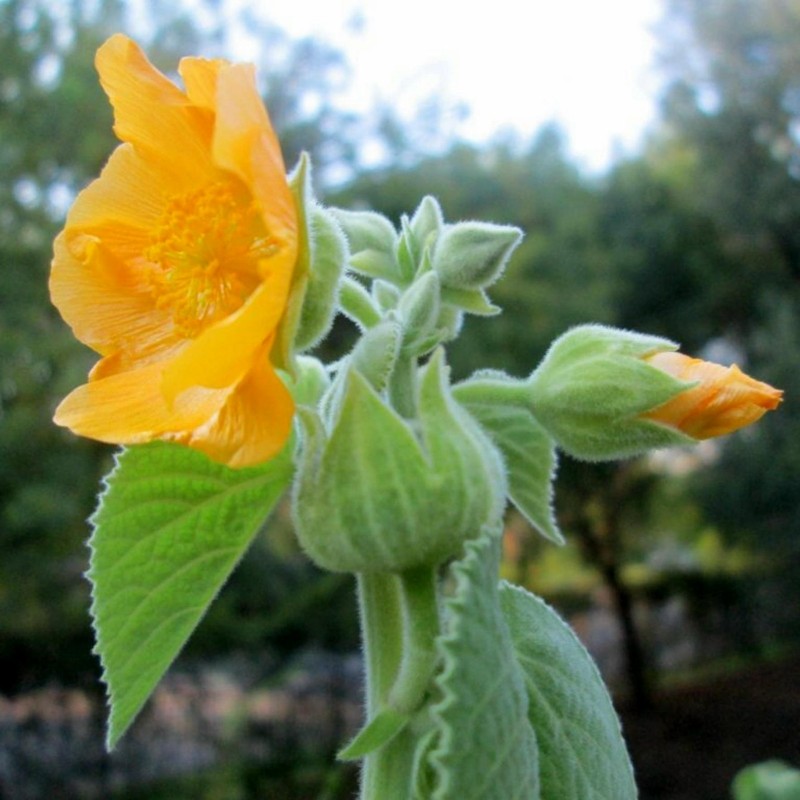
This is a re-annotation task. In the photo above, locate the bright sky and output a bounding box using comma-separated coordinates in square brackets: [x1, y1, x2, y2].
[224, 0, 664, 172]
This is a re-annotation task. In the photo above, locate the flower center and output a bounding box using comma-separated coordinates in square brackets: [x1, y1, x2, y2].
[145, 181, 277, 336]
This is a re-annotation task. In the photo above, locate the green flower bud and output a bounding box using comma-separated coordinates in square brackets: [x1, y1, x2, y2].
[409, 196, 444, 257]
[528, 324, 695, 460]
[292, 349, 506, 573]
[433, 221, 522, 291]
[330, 207, 398, 281]
[398, 271, 441, 355]
[293, 356, 331, 407]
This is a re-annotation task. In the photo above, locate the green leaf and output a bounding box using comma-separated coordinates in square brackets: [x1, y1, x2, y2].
[455, 383, 563, 544]
[428, 531, 540, 800]
[89, 440, 294, 749]
[499, 583, 638, 800]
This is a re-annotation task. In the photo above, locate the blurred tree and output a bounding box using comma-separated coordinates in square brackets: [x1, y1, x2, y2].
[656, 0, 800, 643]
[0, 0, 126, 690]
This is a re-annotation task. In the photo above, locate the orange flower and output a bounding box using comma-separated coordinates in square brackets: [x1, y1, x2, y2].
[641, 351, 783, 439]
[50, 35, 299, 467]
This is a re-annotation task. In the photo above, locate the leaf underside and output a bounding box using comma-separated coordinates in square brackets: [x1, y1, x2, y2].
[428, 531, 540, 800]
[500, 582, 638, 800]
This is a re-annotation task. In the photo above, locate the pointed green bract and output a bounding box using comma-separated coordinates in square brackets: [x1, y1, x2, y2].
[428, 531, 540, 800]
[89, 440, 294, 749]
[455, 380, 563, 545]
[499, 583, 638, 800]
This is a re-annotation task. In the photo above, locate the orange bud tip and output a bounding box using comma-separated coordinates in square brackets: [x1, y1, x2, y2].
[642, 351, 783, 439]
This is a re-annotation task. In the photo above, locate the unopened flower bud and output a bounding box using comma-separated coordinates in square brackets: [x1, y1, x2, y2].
[640, 351, 782, 438]
[433, 221, 521, 291]
[292, 349, 506, 573]
[529, 325, 783, 461]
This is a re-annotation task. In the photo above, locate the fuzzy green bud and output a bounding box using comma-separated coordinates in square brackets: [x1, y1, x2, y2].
[433, 221, 522, 291]
[331, 207, 398, 282]
[528, 324, 695, 460]
[292, 349, 506, 573]
[398, 271, 441, 355]
[409, 196, 444, 257]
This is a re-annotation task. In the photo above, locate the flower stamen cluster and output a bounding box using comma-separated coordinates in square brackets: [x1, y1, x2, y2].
[144, 180, 278, 336]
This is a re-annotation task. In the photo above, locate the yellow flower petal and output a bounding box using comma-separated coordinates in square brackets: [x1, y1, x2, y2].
[178, 56, 227, 111]
[66, 143, 166, 235]
[212, 63, 297, 255]
[96, 34, 215, 183]
[54, 361, 230, 444]
[642, 351, 783, 439]
[172, 350, 294, 468]
[50, 232, 178, 359]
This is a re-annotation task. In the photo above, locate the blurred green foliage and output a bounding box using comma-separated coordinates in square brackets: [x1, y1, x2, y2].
[1, 0, 799, 698]
[732, 760, 800, 800]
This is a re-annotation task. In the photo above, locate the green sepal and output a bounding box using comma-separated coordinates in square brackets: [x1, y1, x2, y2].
[351, 318, 402, 393]
[89, 440, 294, 749]
[441, 285, 501, 316]
[499, 582, 638, 800]
[350, 250, 399, 282]
[338, 706, 411, 761]
[455, 376, 563, 545]
[292, 350, 505, 573]
[428, 530, 540, 800]
[272, 154, 313, 375]
[293, 204, 347, 351]
[316, 319, 401, 428]
[293, 369, 431, 573]
[395, 216, 418, 285]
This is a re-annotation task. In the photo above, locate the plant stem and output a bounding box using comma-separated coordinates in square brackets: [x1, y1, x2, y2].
[356, 566, 440, 799]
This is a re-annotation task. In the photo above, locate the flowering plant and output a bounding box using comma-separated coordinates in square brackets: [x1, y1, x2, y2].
[51, 36, 782, 800]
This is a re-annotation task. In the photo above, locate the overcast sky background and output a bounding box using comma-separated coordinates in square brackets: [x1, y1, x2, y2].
[219, 0, 665, 172]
